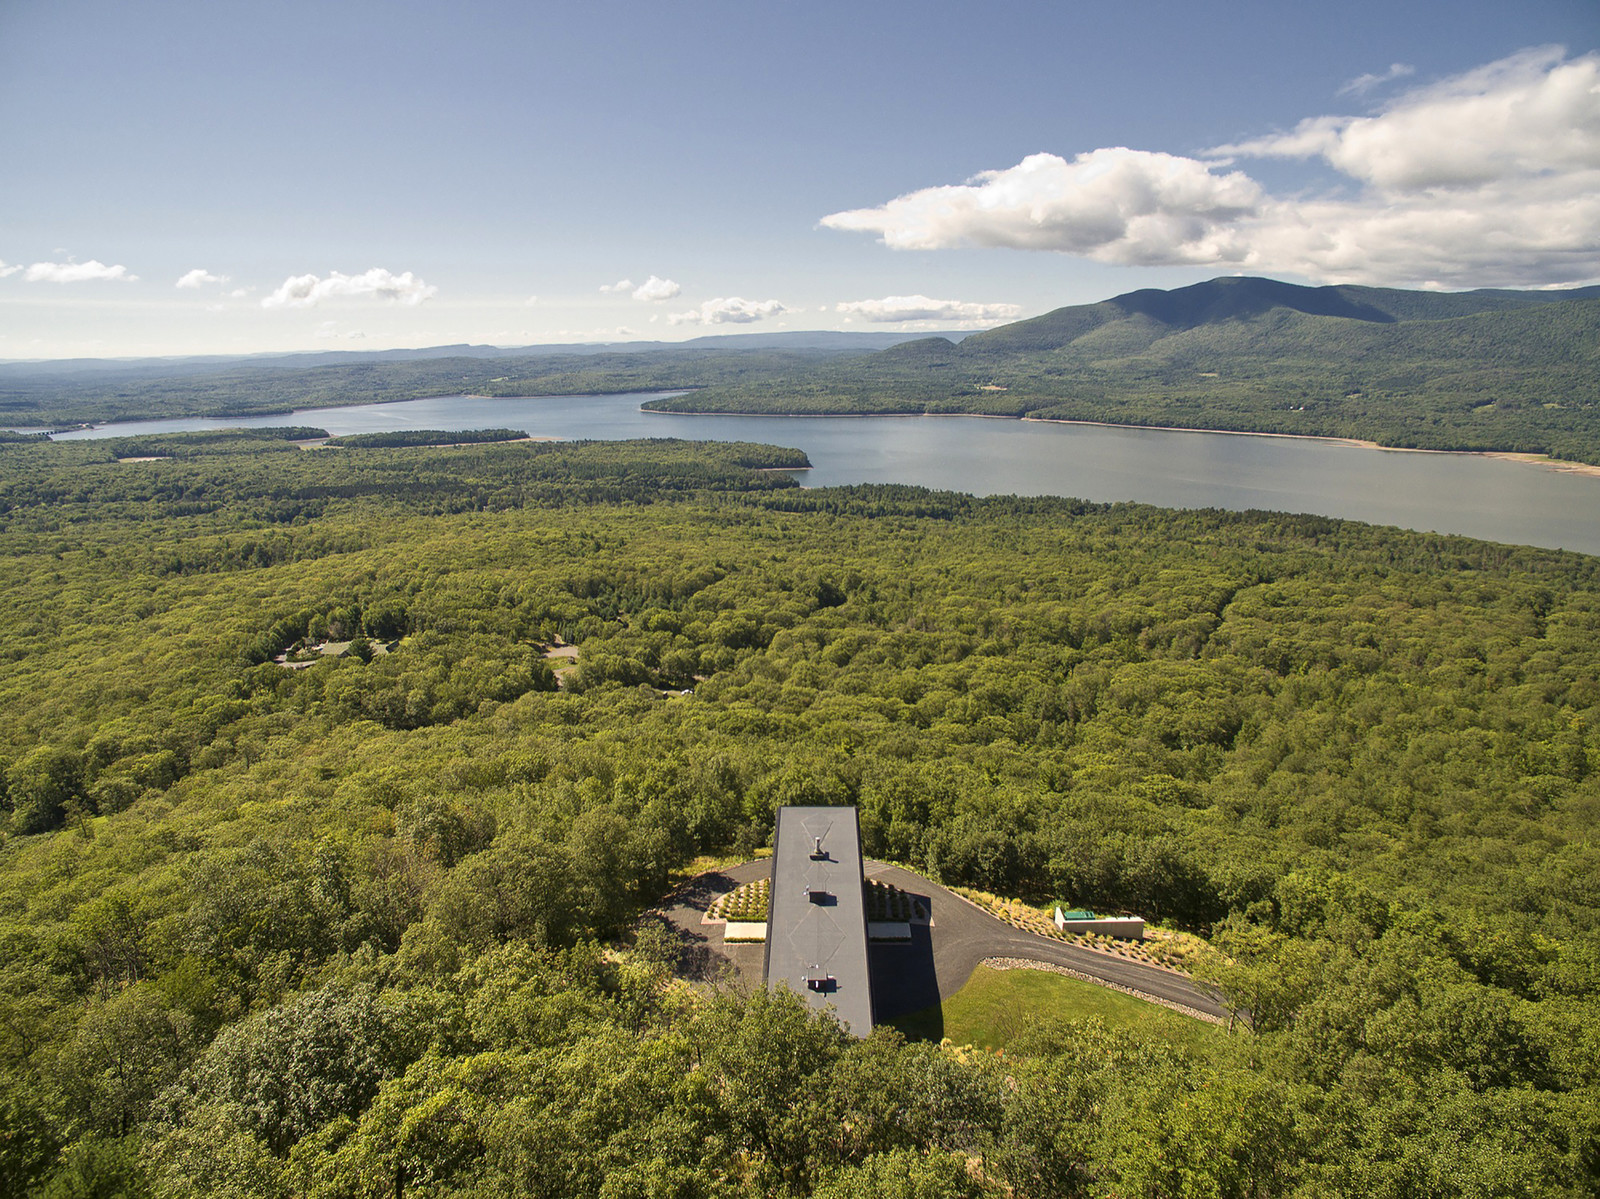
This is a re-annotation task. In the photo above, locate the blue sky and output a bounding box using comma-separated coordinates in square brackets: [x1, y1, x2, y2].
[2, 0, 1596, 359]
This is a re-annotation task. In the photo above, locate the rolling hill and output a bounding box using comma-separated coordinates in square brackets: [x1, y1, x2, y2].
[5, 276, 1599, 464]
[643, 277, 1600, 463]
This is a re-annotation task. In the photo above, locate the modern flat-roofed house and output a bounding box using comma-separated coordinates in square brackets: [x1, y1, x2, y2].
[763, 806, 874, 1035]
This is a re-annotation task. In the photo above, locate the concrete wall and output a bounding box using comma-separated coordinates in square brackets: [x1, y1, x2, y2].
[1054, 909, 1145, 939]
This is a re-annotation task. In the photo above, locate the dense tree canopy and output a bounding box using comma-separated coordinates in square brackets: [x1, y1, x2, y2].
[0, 433, 1596, 1195]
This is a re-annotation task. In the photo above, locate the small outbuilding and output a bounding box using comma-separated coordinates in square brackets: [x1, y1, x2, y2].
[1054, 906, 1145, 939]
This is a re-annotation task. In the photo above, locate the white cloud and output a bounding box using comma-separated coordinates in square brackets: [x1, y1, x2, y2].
[1337, 62, 1415, 97]
[23, 259, 138, 283]
[601, 274, 681, 301]
[524, 295, 540, 306]
[261, 267, 437, 309]
[835, 294, 1022, 324]
[667, 296, 788, 325]
[1214, 46, 1598, 190]
[821, 48, 1600, 288]
[176, 268, 228, 289]
[0, 260, 20, 279]
[821, 148, 1262, 264]
[314, 320, 367, 340]
[631, 275, 681, 302]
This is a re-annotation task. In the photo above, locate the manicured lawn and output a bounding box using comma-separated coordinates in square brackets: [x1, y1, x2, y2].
[890, 965, 1225, 1052]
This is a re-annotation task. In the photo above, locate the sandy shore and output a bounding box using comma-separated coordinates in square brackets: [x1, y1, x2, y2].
[1474, 452, 1600, 479]
[1018, 416, 1600, 477]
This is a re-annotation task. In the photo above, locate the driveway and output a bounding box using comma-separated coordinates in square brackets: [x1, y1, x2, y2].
[648, 858, 1228, 1024]
[862, 862, 1227, 1022]
[644, 858, 773, 985]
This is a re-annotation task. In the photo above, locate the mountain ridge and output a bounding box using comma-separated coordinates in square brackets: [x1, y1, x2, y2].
[643, 276, 1600, 463]
[957, 275, 1600, 356]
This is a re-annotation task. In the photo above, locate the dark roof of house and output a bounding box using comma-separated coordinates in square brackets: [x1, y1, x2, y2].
[763, 806, 874, 1035]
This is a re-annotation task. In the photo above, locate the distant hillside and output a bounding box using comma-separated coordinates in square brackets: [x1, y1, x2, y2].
[643, 277, 1600, 464]
[963, 276, 1600, 354]
[0, 344, 914, 428]
[0, 330, 929, 380]
[6, 276, 1599, 464]
[0, 332, 946, 429]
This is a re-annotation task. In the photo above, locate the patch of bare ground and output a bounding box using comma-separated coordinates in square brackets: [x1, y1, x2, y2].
[541, 640, 580, 686]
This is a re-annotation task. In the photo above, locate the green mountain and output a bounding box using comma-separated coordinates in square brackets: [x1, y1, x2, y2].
[962, 275, 1600, 353]
[645, 276, 1600, 463]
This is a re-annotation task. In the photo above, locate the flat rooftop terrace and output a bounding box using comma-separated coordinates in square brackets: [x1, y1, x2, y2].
[763, 806, 874, 1035]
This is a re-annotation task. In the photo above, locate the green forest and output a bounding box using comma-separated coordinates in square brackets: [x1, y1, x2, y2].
[643, 278, 1600, 464]
[6, 276, 1598, 465]
[1, 432, 1597, 1196]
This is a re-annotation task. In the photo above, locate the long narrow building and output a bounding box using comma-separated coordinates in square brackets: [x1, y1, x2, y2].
[763, 805, 875, 1035]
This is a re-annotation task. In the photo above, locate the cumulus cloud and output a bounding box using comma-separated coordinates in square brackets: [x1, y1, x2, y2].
[822, 149, 1262, 264]
[23, 260, 137, 283]
[0, 260, 20, 278]
[821, 47, 1600, 288]
[601, 274, 681, 301]
[667, 296, 788, 325]
[314, 320, 366, 340]
[176, 268, 228, 289]
[631, 275, 680, 302]
[1213, 46, 1599, 190]
[262, 268, 436, 309]
[1337, 62, 1415, 97]
[835, 294, 1022, 324]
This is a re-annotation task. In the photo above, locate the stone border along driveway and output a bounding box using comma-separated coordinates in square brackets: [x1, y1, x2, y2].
[644, 858, 1230, 1024]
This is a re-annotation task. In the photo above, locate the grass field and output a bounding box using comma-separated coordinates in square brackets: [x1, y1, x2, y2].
[889, 965, 1226, 1052]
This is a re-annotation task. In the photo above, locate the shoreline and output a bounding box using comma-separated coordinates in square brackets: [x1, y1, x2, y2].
[1015, 415, 1600, 478]
[1033, 416, 1600, 476]
[38, 391, 1600, 480]
[641, 407, 1019, 421]
[300, 434, 561, 450]
[644, 404, 1600, 478]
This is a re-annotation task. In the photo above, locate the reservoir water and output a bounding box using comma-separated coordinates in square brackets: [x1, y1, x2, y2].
[50, 391, 1600, 558]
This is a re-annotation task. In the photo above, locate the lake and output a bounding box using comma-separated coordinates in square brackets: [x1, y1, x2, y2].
[50, 391, 1600, 557]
